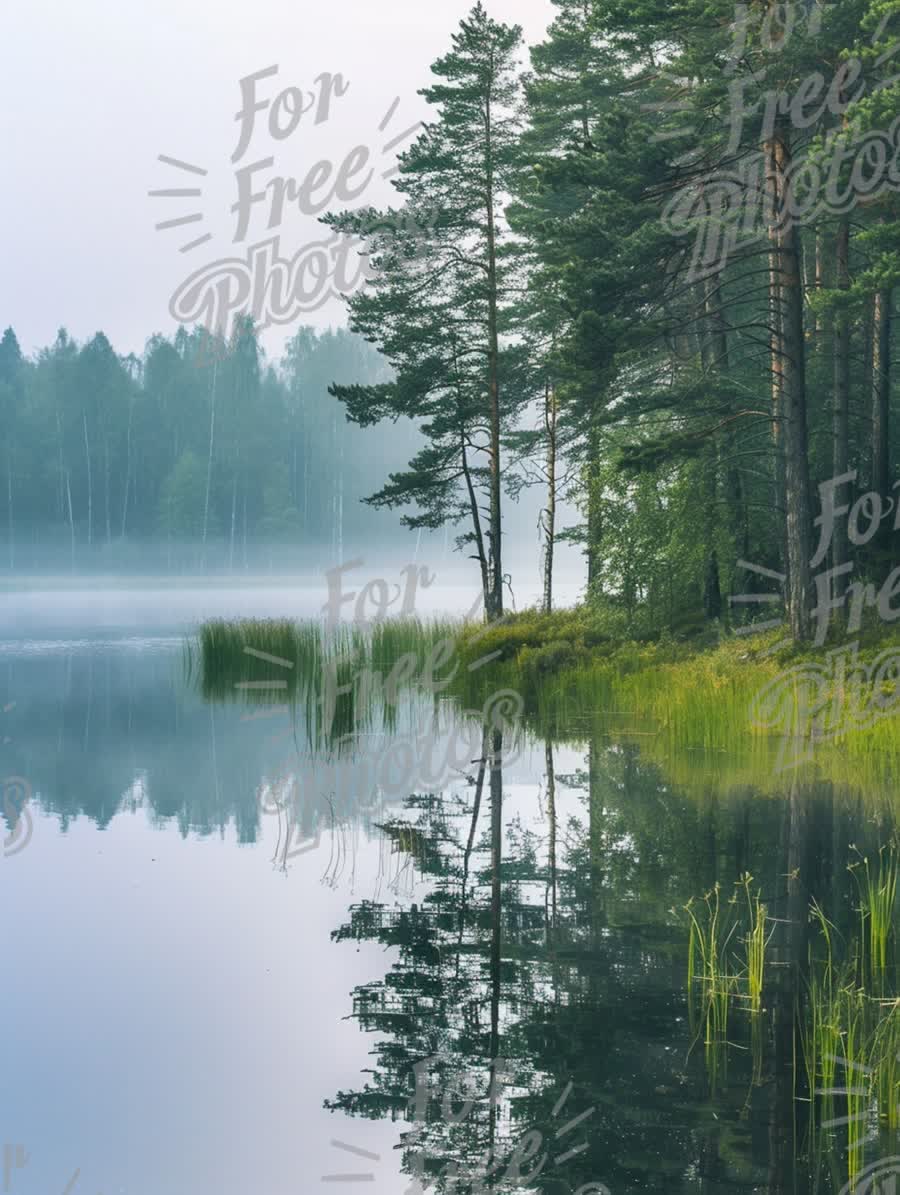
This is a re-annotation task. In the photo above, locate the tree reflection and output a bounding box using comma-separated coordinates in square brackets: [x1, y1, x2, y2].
[327, 732, 897, 1193]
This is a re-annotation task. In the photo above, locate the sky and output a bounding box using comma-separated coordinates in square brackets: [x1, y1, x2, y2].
[1, 0, 556, 365]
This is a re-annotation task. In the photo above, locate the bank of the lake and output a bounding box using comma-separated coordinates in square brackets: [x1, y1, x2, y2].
[193, 607, 900, 798]
[458, 607, 900, 793]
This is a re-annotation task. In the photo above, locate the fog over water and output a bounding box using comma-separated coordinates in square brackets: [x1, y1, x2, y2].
[1, 534, 587, 638]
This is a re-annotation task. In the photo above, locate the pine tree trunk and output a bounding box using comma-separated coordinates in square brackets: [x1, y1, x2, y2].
[459, 422, 491, 614]
[103, 433, 111, 546]
[331, 407, 338, 563]
[6, 446, 13, 572]
[586, 422, 602, 597]
[766, 139, 790, 603]
[55, 408, 65, 521]
[121, 395, 134, 539]
[65, 470, 75, 572]
[484, 91, 503, 621]
[872, 286, 892, 561]
[303, 437, 310, 535]
[814, 230, 823, 340]
[873, 287, 892, 495]
[337, 432, 344, 567]
[83, 411, 93, 548]
[543, 383, 557, 614]
[202, 358, 218, 556]
[774, 128, 813, 641]
[229, 476, 237, 571]
[242, 488, 248, 571]
[832, 217, 851, 595]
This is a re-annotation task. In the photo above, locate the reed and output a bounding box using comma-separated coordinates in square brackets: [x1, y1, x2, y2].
[191, 615, 462, 750]
[455, 613, 900, 797]
[871, 1002, 900, 1130]
[682, 863, 899, 1187]
[740, 873, 770, 1016]
[840, 985, 869, 1189]
[194, 612, 900, 802]
[685, 874, 773, 1042]
[685, 885, 740, 1048]
[804, 901, 840, 1107]
[850, 843, 899, 988]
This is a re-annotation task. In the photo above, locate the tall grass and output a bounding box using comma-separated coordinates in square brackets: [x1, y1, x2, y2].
[192, 611, 900, 802]
[685, 886, 738, 1092]
[850, 844, 899, 988]
[190, 615, 461, 752]
[803, 900, 840, 1114]
[740, 874, 770, 1016]
[455, 614, 900, 798]
[687, 853, 900, 1194]
[685, 878, 771, 1088]
[872, 1002, 900, 1131]
[685, 877, 771, 1033]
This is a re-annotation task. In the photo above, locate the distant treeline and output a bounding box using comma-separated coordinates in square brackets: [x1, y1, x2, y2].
[0, 320, 420, 573]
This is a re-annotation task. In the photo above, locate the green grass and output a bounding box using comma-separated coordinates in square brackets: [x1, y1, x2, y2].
[803, 900, 840, 1115]
[684, 880, 767, 1052]
[188, 615, 460, 751]
[454, 609, 900, 800]
[872, 1002, 900, 1131]
[685, 885, 738, 1091]
[691, 851, 900, 1193]
[740, 874, 770, 1016]
[192, 607, 900, 799]
[850, 844, 899, 988]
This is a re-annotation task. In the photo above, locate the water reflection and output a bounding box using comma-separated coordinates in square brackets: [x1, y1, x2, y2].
[3, 638, 899, 1192]
[325, 741, 899, 1194]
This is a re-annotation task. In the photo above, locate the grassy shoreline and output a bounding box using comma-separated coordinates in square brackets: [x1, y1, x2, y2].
[457, 607, 900, 791]
[190, 607, 900, 793]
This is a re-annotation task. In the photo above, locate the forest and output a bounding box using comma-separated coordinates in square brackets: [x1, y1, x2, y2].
[323, 0, 900, 640]
[0, 320, 420, 573]
[9, 4, 900, 1191]
[6, 0, 900, 643]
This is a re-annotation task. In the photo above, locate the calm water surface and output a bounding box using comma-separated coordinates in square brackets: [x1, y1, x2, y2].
[1, 586, 896, 1194]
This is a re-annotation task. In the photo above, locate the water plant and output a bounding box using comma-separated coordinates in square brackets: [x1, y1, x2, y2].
[455, 612, 900, 797]
[190, 615, 463, 751]
[803, 900, 840, 1109]
[739, 873, 771, 1015]
[871, 1001, 900, 1131]
[850, 843, 899, 988]
[685, 885, 739, 1051]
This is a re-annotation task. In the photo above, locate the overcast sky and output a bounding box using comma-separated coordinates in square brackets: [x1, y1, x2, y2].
[2, 0, 555, 364]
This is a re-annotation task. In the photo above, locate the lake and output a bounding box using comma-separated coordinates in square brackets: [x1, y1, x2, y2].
[1, 584, 897, 1194]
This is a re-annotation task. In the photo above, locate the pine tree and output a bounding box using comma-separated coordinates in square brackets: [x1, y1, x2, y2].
[323, 3, 526, 618]
[0, 328, 24, 569]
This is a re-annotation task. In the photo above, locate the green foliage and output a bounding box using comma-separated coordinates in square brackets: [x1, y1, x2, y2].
[849, 844, 900, 986]
[158, 451, 209, 538]
[0, 322, 415, 568]
[323, 3, 529, 613]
